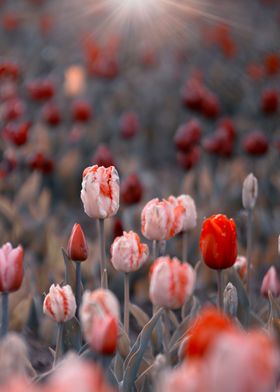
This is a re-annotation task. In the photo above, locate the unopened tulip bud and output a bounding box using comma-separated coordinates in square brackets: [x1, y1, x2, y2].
[43, 284, 76, 323]
[80, 289, 120, 355]
[141, 198, 184, 241]
[233, 255, 247, 280]
[261, 266, 280, 297]
[242, 173, 258, 210]
[67, 223, 88, 262]
[81, 165, 120, 220]
[110, 231, 149, 272]
[169, 194, 197, 232]
[223, 282, 238, 317]
[0, 242, 24, 293]
[149, 256, 196, 309]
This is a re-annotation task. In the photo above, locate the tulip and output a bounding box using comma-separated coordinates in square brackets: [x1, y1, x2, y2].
[121, 174, 143, 206]
[204, 330, 279, 392]
[243, 131, 269, 156]
[176, 146, 201, 170]
[91, 144, 115, 168]
[149, 256, 196, 309]
[81, 165, 120, 289]
[120, 111, 140, 139]
[43, 284, 76, 323]
[141, 198, 184, 242]
[233, 255, 247, 280]
[200, 214, 237, 308]
[42, 103, 61, 126]
[67, 223, 88, 317]
[174, 119, 202, 152]
[261, 266, 280, 298]
[261, 89, 278, 114]
[0, 242, 24, 338]
[184, 307, 235, 360]
[169, 195, 197, 261]
[28, 151, 54, 174]
[26, 78, 55, 101]
[80, 289, 119, 355]
[71, 99, 92, 122]
[111, 231, 149, 334]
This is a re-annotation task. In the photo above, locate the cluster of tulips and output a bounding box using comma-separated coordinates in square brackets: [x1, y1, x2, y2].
[0, 163, 280, 391]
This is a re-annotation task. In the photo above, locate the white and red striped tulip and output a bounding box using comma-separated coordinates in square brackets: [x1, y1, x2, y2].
[110, 231, 149, 272]
[81, 165, 120, 219]
[168, 194, 197, 232]
[141, 198, 184, 241]
[149, 256, 196, 309]
[43, 284, 76, 323]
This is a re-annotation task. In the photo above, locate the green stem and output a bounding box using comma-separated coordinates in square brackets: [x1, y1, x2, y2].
[217, 270, 223, 310]
[152, 240, 158, 261]
[97, 219, 107, 289]
[54, 322, 63, 366]
[182, 231, 188, 262]
[246, 209, 253, 304]
[124, 273, 130, 336]
[1, 293, 9, 338]
[75, 262, 81, 319]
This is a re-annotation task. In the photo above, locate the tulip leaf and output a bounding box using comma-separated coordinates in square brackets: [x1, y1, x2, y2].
[114, 352, 124, 382]
[122, 308, 163, 392]
[168, 315, 191, 350]
[228, 269, 249, 326]
[62, 317, 81, 353]
[129, 303, 150, 329]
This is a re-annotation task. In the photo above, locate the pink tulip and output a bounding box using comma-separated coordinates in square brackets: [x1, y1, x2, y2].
[261, 266, 280, 297]
[141, 198, 184, 241]
[0, 242, 23, 293]
[149, 256, 196, 309]
[80, 289, 120, 354]
[233, 256, 247, 280]
[81, 165, 120, 219]
[110, 231, 149, 272]
[43, 284, 76, 323]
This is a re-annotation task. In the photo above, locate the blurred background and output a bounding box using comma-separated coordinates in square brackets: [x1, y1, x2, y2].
[0, 0, 279, 355]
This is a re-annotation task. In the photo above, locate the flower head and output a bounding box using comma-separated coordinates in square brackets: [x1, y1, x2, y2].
[0, 242, 24, 293]
[149, 256, 196, 309]
[111, 231, 149, 273]
[200, 214, 237, 270]
[81, 165, 120, 219]
[43, 284, 76, 323]
[67, 223, 88, 262]
[168, 194, 197, 232]
[242, 173, 258, 210]
[261, 266, 280, 297]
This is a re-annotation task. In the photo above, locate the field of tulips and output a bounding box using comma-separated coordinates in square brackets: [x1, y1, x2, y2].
[0, 0, 280, 391]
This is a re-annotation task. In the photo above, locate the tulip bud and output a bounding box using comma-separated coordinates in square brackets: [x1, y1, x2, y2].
[168, 194, 197, 232]
[149, 256, 196, 309]
[141, 198, 184, 241]
[81, 165, 120, 219]
[261, 266, 280, 298]
[233, 255, 247, 280]
[242, 173, 258, 210]
[67, 223, 88, 262]
[43, 284, 76, 323]
[121, 174, 143, 206]
[200, 214, 237, 270]
[80, 289, 120, 355]
[223, 282, 238, 317]
[110, 231, 149, 272]
[0, 243, 24, 293]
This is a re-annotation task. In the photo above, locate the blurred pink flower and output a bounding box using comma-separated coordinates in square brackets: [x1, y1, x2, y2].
[0, 242, 23, 293]
[261, 266, 280, 297]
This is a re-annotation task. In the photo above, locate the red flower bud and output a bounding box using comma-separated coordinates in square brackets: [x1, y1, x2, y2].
[67, 223, 88, 262]
[91, 145, 115, 168]
[265, 53, 280, 76]
[42, 103, 61, 126]
[3, 122, 30, 146]
[200, 214, 237, 270]
[71, 99, 92, 122]
[121, 174, 143, 206]
[112, 217, 124, 239]
[218, 117, 236, 140]
[181, 79, 204, 111]
[174, 119, 202, 152]
[243, 131, 269, 156]
[120, 111, 140, 139]
[0, 61, 20, 80]
[28, 152, 54, 174]
[27, 79, 55, 101]
[2, 98, 25, 122]
[176, 146, 201, 170]
[261, 89, 278, 114]
[201, 93, 220, 119]
[0, 242, 24, 293]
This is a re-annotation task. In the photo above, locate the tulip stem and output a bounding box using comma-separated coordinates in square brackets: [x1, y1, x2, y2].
[1, 293, 9, 338]
[124, 273, 130, 336]
[182, 231, 188, 262]
[75, 262, 81, 319]
[152, 240, 159, 261]
[54, 322, 63, 366]
[97, 219, 108, 289]
[217, 270, 223, 310]
[246, 209, 253, 304]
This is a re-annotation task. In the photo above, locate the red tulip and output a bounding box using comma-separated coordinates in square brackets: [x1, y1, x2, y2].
[42, 103, 61, 126]
[0, 243, 24, 293]
[200, 214, 237, 270]
[2, 98, 25, 122]
[91, 145, 115, 168]
[243, 131, 269, 156]
[181, 79, 204, 111]
[201, 93, 220, 119]
[177, 146, 201, 170]
[121, 174, 143, 206]
[120, 111, 140, 139]
[67, 223, 88, 262]
[27, 79, 55, 101]
[174, 119, 202, 152]
[218, 117, 236, 140]
[112, 217, 124, 239]
[72, 99, 92, 122]
[0, 62, 20, 80]
[3, 122, 30, 146]
[28, 152, 54, 174]
[261, 89, 278, 114]
[265, 53, 280, 76]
